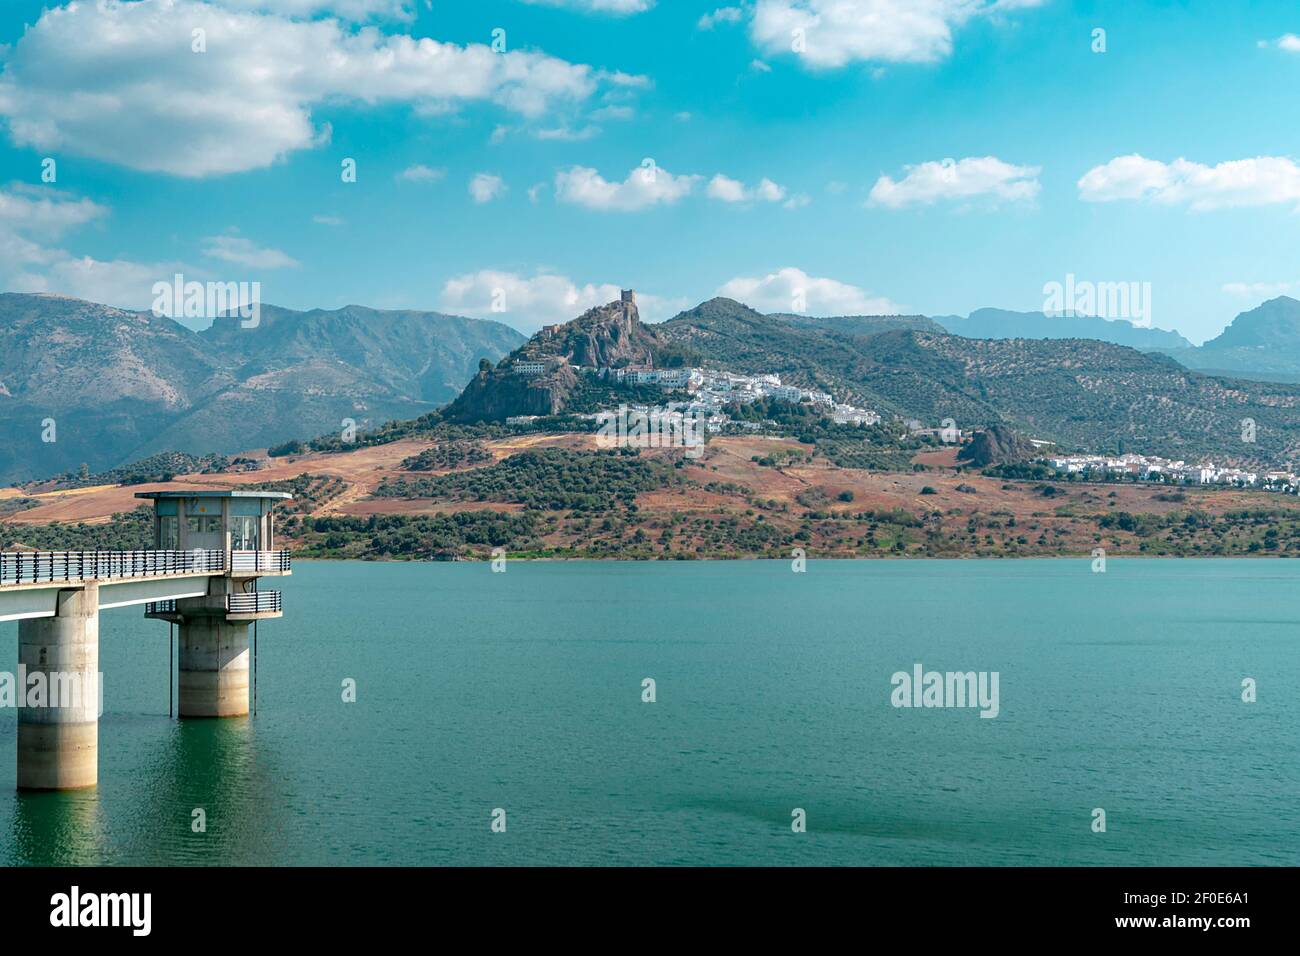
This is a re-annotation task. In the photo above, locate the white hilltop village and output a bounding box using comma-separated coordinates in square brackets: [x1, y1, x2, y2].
[1040, 452, 1300, 493]
[502, 293, 1299, 492]
[509, 360, 1299, 492]
[507, 362, 883, 435]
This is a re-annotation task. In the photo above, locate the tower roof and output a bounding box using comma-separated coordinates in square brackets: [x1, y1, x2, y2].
[134, 490, 293, 501]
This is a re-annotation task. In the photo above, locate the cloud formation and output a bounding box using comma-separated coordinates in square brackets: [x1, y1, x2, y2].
[0, 0, 629, 177]
[555, 164, 700, 211]
[1260, 33, 1300, 53]
[216, 0, 415, 19]
[440, 270, 683, 332]
[469, 173, 507, 203]
[749, 0, 1045, 69]
[707, 174, 792, 204]
[698, 7, 746, 30]
[202, 235, 300, 269]
[868, 156, 1041, 208]
[519, 0, 655, 14]
[0, 186, 181, 310]
[717, 267, 904, 314]
[1077, 155, 1300, 210]
[398, 164, 446, 183]
[1222, 280, 1300, 299]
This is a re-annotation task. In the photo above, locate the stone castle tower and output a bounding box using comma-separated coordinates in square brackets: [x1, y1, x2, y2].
[620, 289, 636, 320]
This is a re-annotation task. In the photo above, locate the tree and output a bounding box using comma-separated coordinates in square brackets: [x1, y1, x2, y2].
[478, 357, 493, 373]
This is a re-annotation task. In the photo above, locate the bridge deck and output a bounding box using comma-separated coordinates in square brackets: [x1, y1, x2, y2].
[0, 549, 290, 622]
[1, 550, 224, 588]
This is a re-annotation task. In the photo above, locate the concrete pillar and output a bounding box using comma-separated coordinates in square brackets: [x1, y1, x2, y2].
[178, 614, 250, 718]
[17, 585, 99, 790]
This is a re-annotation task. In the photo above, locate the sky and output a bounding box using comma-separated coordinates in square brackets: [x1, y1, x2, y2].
[1, 0, 1299, 343]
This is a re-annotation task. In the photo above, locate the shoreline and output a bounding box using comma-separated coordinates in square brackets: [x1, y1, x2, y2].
[292, 552, 1299, 563]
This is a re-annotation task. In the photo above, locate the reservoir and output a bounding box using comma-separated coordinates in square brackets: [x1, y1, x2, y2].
[1, 559, 1294, 866]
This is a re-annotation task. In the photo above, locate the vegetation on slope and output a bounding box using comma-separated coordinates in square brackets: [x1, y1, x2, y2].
[375, 447, 686, 512]
[400, 442, 493, 471]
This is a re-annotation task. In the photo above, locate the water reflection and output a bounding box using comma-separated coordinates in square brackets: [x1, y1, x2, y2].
[6, 714, 292, 866]
[125, 716, 291, 865]
[10, 787, 105, 866]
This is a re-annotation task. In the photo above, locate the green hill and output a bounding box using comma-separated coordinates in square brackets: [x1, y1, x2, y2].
[657, 299, 1300, 466]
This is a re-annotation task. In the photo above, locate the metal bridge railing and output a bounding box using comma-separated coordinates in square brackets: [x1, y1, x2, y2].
[0, 550, 225, 587]
[227, 591, 282, 614]
[230, 551, 291, 573]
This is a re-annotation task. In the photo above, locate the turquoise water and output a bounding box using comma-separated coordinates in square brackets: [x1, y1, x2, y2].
[0, 559, 1296, 866]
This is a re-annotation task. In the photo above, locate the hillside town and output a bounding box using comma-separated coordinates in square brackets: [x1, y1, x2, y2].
[600, 365, 883, 430]
[1039, 452, 1300, 492]
[508, 362, 883, 435]
[508, 350, 1300, 491]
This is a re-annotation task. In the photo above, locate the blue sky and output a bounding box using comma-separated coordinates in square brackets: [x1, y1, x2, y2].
[1, 0, 1299, 342]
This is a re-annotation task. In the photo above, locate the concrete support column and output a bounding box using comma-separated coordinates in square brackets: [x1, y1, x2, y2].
[178, 614, 250, 718]
[17, 585, 99, 790]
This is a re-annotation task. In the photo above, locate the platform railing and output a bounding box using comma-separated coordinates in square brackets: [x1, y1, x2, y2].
[0, 550, 225, 587]
[230, 551, 291, 573]
[227, 591, 282, 614]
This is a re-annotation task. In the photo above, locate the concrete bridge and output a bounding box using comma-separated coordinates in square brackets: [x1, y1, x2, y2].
[0, 491, 291, 791]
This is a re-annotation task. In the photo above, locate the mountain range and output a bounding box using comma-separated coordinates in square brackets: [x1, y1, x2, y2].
[7, 289, 1300, 483]
[933, 298, 1300, 383]
[0, 293, 524, 483]
[933, 307, 1193, 350]
[451, 294, 1300, 468]
[664, 298, 1300, 465]
[1154, 296, 1300, 380]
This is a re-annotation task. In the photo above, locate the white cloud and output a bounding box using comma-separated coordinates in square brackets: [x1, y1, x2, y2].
[1075, 154, 1172, 202]
[440, 270, 683, 332]
[0, 187, 108, 278]
[1077, 154, 1300, 210]
[590, 104, 635, 121]
[601, 70, 654, 90]
[707, 173, 791, 204]
[717, 267, 904, 314]
[0, 186, 107, 238]
[783, 192, 811, 208]
[756, 177, 786, 202]
[555, 164, 699, 211]
[750, 59, 773, 72]
[397, 164, 446, 183]
[0, 0, 626, 177]
[518, 0, 655, 14]
[708, 174, 750, 202]
[216, 0, 415, 19]
[534, 125, 601, 141]
[1222, 280, 1300, 299]
[313, 214, 344, 225]
[202, 235, 300, 269]
[1264, 33, 1300, 52]
[0, 186, 185, 310]
[868, 156, 1040, 208]
[38, 257, 186, 311]
[748, 0, 1043, 69]
[698, 7, 746, 30]
[470, 173, 507, 203]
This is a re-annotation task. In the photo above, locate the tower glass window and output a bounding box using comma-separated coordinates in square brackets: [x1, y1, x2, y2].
[231, 516, 259, 551]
